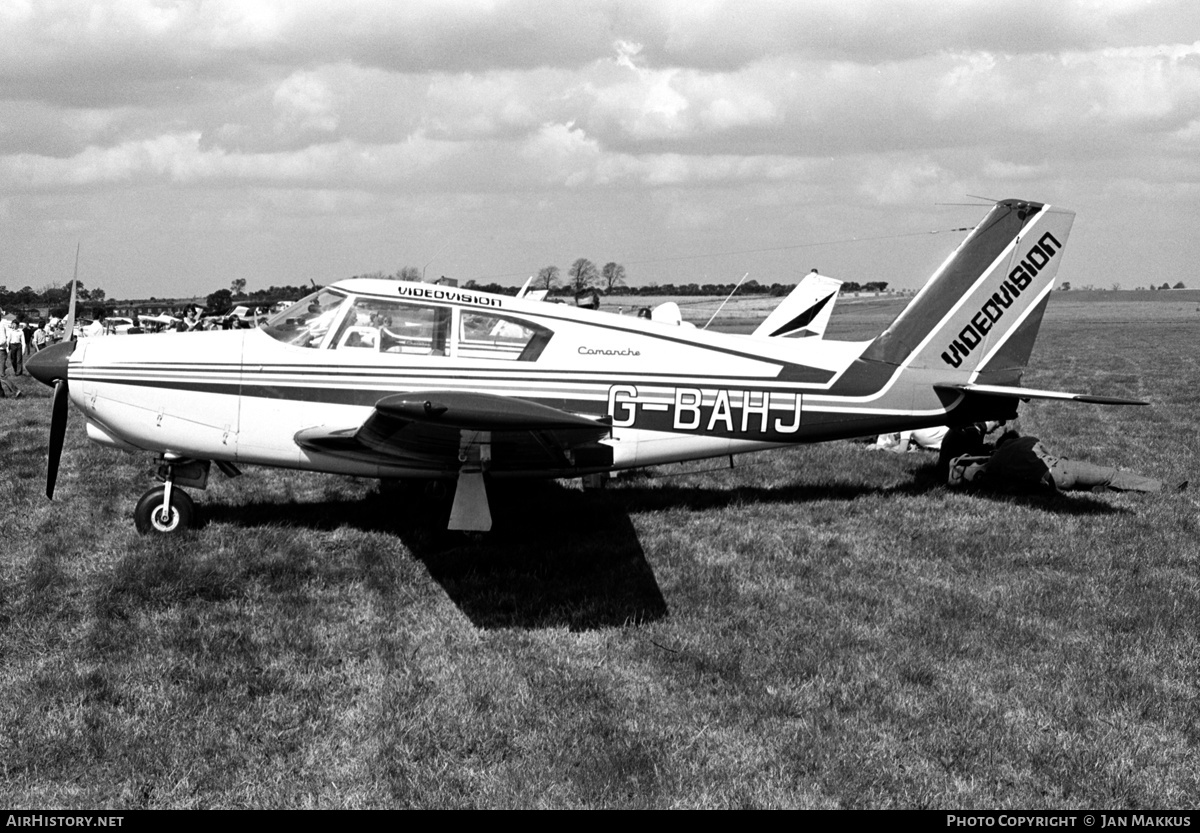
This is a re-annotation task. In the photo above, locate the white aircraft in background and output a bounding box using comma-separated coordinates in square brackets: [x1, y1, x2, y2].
[28, 199, 1143, 534]
[753, 272, 843, 339]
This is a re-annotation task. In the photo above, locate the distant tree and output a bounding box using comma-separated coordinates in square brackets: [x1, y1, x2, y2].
[534, 265, 561, 292]
[395, 266, 421, 282]
[1161, 282, 1171, 290]
[231, 277, 247, 297]
[600, 262, 627, 294]
[568, 258, 599, 295]
[862, 281, 889, 292]
[207, 288, 233, 312]
[91, 288, 106, 304]
[1173, 281, 1186, 289]
[1060, 281, 1071, 290]
[470, 281, 512, 295]
[38, 283, 67, 306]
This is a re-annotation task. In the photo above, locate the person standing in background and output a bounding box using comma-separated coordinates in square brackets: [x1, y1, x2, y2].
[5, 320, 26, 376]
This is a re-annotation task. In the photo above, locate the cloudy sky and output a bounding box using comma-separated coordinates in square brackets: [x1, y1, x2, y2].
[2, 0, 1199, 301]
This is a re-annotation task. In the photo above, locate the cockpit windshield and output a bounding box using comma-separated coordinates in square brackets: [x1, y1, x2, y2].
[262, 288, 349, 348]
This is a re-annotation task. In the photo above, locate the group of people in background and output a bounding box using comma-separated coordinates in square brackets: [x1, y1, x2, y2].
[939, 421, 1185, 494]
[0, 303, 265, 399]
[873, 420, 1185, 495]
[159, 304, 266, 332]
[1, 316, 55, 398]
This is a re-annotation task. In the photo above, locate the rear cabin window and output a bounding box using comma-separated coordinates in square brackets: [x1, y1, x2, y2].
[457, 312, 552, 361]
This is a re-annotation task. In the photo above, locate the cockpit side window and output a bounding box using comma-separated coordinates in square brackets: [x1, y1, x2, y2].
[329, 297, 452, 356]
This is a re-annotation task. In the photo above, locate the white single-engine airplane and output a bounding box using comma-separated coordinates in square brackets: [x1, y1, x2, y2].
[29, 199, 1143, 534]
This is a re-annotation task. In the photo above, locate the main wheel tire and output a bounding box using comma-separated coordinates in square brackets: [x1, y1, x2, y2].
[134, 486, 195, 535]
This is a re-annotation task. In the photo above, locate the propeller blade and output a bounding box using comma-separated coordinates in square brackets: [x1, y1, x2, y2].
[47, 379, 69, 499]
[63, 243, 79, 342]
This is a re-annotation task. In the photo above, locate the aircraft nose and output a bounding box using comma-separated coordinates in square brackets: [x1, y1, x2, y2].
[27, 340, 76, 387]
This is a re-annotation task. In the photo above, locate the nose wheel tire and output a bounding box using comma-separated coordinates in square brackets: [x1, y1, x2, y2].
[134, 485, 195, 535]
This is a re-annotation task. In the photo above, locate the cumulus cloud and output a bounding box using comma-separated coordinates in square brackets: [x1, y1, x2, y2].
[273, 70, 340, 134]
[4, 0, 1200, 295]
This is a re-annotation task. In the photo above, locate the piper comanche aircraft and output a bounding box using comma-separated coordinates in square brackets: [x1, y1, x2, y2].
[27, 199, 1142, 534]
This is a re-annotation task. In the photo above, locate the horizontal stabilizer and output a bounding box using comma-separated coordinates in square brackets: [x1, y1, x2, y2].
[935, 383, 1146, 406]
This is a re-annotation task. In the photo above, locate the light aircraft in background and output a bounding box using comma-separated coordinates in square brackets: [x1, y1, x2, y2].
[138, 313, 181, 332]
[517, 269, 842, 337]
[753, 271, 843, 339]
[28, 199, 1144, 534]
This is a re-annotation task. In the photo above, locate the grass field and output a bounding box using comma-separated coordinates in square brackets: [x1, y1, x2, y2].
[1, 292, 1198, 808]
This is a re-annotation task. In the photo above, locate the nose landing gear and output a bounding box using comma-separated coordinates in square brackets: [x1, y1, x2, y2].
[134, 483, 195, 534]
[133, 457, 226, 535]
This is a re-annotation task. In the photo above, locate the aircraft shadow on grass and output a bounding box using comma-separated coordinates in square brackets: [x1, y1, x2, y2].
[202, 480, 666, 631]
[198, 464, 1127, 630]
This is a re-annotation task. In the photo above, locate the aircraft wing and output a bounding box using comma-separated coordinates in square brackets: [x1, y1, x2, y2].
[294, 391, 614, 472]
[935, 383, 1147, 406]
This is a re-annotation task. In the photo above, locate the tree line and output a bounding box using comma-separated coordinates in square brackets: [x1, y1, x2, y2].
[438, 258, 890, 299]
[0, 282, 105, 312]
[2, 260, 897, 323]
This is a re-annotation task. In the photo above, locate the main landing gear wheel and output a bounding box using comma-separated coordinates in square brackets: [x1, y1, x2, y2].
[134, 485, 195, 535]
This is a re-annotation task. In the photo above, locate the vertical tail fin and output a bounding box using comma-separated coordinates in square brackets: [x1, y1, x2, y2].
[861, 199, 1074, 386]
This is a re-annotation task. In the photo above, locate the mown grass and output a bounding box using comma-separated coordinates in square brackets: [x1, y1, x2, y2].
[1, 293, 1198, 808]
